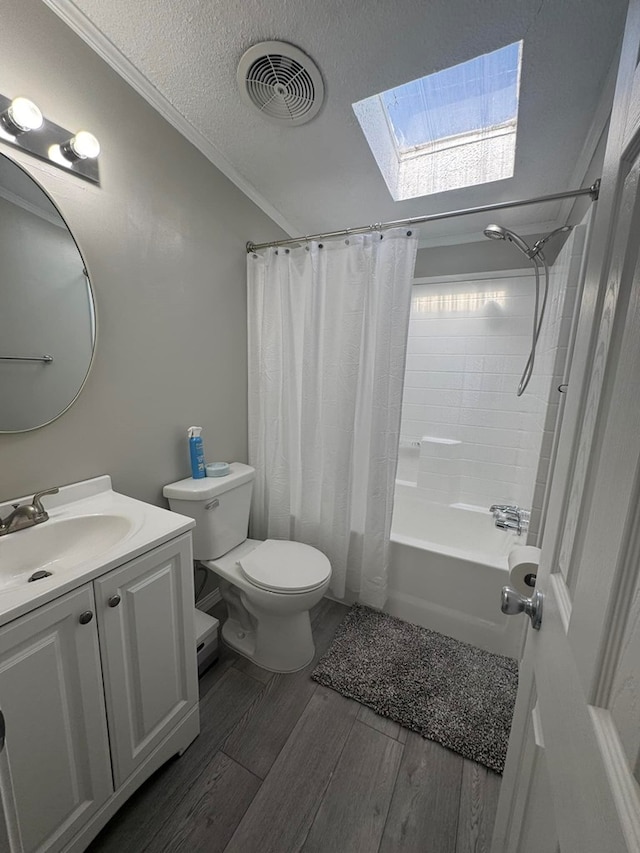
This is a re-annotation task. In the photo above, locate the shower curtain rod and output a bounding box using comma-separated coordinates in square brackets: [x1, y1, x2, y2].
[246, 179, 600, 253]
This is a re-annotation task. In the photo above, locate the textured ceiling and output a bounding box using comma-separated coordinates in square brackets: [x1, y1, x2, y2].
[47, 0, 627, 244]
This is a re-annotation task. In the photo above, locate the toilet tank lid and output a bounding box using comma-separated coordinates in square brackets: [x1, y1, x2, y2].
[163, 462, 255, 500]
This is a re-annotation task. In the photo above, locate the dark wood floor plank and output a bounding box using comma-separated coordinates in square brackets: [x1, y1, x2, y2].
[380, 732, 464, 853]
[302, 720, 403, 852]
[224, 685, 359, 853]
[222, 668, 318, 779]
[233, 656, 274, 684]
[149, 751, 261, 853]
[222, 599, 349, 779]
[87, 668, 263, 853]
[357, 703, 402, 740]
[456, 760, 502, 853]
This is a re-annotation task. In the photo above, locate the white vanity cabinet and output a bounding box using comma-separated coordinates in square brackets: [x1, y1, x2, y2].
[0, 584, 113, 853]
[93, 535, 198, 788]
[0, 530, 199, 853]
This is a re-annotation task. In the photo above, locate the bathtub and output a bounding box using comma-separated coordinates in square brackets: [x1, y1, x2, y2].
[386, 484, 525, 659]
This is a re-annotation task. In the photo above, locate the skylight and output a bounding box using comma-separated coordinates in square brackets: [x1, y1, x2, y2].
[353, 42, 522, 201]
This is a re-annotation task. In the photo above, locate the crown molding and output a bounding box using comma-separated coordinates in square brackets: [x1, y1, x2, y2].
[41, 0, 297, 237]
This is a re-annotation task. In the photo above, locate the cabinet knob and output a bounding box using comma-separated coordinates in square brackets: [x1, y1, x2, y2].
[78, 610, 94, 625]
[108, 594, 121, 608]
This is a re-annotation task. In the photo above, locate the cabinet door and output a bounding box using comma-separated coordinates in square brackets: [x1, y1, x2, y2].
[0, 585, 113, 853]
[94, 535, 198, 787]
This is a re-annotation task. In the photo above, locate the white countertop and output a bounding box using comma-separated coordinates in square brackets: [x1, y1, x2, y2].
[0, 476, 195, 627]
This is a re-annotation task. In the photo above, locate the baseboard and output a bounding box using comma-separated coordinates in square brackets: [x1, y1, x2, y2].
[196, 588, 222, 613]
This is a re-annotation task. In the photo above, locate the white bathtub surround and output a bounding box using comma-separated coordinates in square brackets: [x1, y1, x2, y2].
[417, 436, 462, 503]
[248, 229, 418, 607]
[400, 262, 581, 512]
[396, 437, 421, 484]
[388, 484, 525, 658]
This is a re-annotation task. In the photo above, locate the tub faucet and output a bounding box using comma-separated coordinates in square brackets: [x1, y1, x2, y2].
[491, 505, 529, 536]
[490, 504, 518, 515]
[495, 517, 523, 534]
[0, 488, 59, 536]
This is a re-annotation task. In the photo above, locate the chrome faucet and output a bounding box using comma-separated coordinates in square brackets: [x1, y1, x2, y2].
[0, 488, 59, 536]
[489, 504, 529, 536]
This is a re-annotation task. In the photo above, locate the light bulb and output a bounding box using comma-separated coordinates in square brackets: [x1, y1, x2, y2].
[3, 97, 43, 133]
[64, 130, 100, 160]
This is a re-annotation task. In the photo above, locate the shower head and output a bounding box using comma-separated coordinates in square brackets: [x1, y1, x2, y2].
[483, 224, 534, 258]
[483, 224, 508, 240]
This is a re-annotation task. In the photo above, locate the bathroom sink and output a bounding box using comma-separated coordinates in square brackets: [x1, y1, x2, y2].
[0, 514, 134, 592]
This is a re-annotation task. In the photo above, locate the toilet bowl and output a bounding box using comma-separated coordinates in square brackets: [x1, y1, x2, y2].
[206, 538, 331, 671]
[163, 464, 332, 673]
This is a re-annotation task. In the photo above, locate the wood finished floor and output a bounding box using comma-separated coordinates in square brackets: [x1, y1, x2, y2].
[87, 599, 501, 853]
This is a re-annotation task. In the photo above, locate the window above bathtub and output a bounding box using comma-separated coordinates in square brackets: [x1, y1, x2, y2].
[352, 41, 522, 200]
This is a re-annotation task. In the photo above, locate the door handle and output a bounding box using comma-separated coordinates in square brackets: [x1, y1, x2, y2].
[0, 709, 5, 753]
[501, 586, 543, 630]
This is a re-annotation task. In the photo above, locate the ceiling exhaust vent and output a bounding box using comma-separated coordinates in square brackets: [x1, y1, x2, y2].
[237, 41, 324, 126]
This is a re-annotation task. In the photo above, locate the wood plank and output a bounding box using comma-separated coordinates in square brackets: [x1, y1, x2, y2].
[302, 720, 403, 852]
[233, 656, 275, 684]
[224, 685, 359, 853]
[222, 598, 349, 779]
[455, 760, 501, 853]
[222, 669, 318, 779]
[150, 751, 261, 853]
[379, 732, 464, 853]
[87, 668, 262, 853]
[357, 703, 402, 740]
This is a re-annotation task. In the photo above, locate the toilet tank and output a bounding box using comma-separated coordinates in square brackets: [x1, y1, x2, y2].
[163, 462, 255, 560]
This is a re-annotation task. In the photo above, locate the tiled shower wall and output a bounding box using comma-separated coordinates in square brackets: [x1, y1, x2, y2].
[398, 228, 585, 511]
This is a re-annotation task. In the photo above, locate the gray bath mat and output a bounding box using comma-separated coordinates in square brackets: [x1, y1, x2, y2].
[311, 604, 518, 773]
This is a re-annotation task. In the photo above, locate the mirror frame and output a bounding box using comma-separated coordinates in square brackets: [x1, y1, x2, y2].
[0, 150, 97, 433]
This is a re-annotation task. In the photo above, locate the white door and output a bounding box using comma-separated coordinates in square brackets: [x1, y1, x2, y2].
[0, 585, 112, 853]
[93, 535, 198, 788]
[492, 2, 640, 850]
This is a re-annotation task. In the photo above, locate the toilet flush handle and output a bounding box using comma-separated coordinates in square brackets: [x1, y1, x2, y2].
[205, 499, 219, 511]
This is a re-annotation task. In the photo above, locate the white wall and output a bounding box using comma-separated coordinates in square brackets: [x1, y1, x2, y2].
[0, 0, 286, 505]
[398, 256, 581, 511]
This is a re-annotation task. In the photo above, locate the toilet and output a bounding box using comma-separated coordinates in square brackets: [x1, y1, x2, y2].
[163, 463, 331, 673]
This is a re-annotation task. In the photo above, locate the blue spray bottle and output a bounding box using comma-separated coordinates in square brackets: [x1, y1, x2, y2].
[188, 426, 206, 479]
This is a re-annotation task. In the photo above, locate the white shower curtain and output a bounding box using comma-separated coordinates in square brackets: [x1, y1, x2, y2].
[247, 229, 418, 607]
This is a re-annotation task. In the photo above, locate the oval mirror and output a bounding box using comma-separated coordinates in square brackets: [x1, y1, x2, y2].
[0, 152, 96, 432]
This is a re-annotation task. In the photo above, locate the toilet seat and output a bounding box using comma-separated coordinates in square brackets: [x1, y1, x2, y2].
[238, 539, 331, 594]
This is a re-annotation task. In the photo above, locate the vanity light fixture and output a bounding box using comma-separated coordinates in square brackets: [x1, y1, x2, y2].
[0, 92, 100, 184]
[61, 130, 100, 162]
[0, 97, 44, 134]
